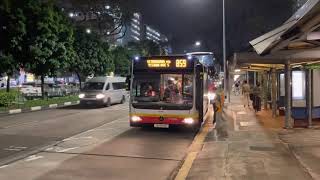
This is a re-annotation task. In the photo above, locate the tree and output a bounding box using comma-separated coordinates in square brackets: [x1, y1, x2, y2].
[19, 0, 75, 98]
[0, 0, 26, 92]
[109, 46, 130, 76]
[127, 40, 161, 57]
[57, 0, 133, 41]
[70, 28, 114, 88]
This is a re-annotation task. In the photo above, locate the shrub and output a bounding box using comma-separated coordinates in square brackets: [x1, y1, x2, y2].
[0, 91, 18, 107]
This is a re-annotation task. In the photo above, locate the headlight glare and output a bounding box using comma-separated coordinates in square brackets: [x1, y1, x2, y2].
[183, 118, 194, 124]
[79, 94, 85, 98]
[131, 116, 142, 122]
[96, 94, 105, 99]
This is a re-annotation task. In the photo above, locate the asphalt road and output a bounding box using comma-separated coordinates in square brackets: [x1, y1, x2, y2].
[0, 103, 129, 165]
[0, 103, 198, 180]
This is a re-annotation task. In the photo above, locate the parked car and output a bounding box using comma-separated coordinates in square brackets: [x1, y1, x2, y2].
[20, 82, 42, 97]
[20, 82, 64, 97]
[79, 76, 127, 106]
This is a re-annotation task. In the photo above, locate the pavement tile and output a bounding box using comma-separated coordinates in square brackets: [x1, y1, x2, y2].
[187, 95, 313, 180]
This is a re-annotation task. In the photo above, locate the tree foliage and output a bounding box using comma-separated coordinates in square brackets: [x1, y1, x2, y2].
[71, 28, 114, 86]
[127, 40, 161, 57]
[109, 46, 130, 76]
[58, 0, 133, 40]
[0, 0, 26, 91]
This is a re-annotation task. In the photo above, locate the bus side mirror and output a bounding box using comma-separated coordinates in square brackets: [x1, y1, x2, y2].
[126, 75, 131, 91]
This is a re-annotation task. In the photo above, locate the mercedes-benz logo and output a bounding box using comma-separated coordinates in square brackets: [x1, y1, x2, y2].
[159, 116, 164, 121]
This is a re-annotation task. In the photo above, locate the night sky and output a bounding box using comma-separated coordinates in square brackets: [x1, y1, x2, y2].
[132, 0, 295, 59]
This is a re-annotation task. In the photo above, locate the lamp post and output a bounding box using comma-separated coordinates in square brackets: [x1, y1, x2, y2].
[195, 41, 201, 47]
[223, 0, 228, 103]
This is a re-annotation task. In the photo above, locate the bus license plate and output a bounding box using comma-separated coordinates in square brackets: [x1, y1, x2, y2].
[154, 124, 169, 128]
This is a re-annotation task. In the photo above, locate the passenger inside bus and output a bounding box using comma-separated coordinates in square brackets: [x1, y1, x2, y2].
[184, 78, 193, 98]
[164, 79, 179, 102]
[144, 84, 156, 97]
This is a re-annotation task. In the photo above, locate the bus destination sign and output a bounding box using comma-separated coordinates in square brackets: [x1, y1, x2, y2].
[147, 59, 187, 68]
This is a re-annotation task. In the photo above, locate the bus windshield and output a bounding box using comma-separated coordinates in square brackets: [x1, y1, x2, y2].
[132, 73, 193, 110]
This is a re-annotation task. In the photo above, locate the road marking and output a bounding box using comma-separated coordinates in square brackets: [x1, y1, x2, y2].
[57, 147, 79, 153]
[31, 106, 41, 111]
[64, 102, 72, 106]
[49, 104, 58, 108]
[174, 122, 211, 180]
[9, 109, 22, 114]
[4, 146, 27, 151]
[0, 165, 9, 169]
[64, 136, 93, 141]
[25, 155, 43, 162]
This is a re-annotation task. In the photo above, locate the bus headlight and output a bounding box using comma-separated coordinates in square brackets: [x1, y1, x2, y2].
[79, 94, 85, 99]
[131, 116, 142, 122]
[96, 94, 105, 99]
[208, 93, 216, 101]
[183, 118, 194, 124]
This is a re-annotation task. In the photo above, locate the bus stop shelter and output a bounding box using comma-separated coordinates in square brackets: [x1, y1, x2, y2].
[232, 0, 320, 128]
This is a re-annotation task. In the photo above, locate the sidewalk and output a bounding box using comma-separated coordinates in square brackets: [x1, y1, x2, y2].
[186, 95, 313, 180]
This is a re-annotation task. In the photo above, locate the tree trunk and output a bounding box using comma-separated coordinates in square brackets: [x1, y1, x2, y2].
[41, 75, 45, 99]
[76, 72, 82, 89]
[6, 76, 10, 92]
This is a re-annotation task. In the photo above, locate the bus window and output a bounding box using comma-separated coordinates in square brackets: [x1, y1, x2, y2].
[132, 73, 193, 110]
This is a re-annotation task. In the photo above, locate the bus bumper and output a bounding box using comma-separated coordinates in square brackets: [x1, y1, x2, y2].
[129, 116, 200, 127]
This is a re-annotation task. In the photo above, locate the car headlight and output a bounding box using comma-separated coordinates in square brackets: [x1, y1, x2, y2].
[79, 93, 85, 98]
[183, 118, 194, 124]
[208, 93, 216, 101]
[96, 94, 105, 99]
[131, 116, 142, 122]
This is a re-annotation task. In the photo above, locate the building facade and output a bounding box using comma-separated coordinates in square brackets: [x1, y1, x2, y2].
[116, 13, 144, 45]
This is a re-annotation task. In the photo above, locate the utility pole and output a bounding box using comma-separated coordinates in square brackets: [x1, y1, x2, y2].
[223, 0, 227, 102]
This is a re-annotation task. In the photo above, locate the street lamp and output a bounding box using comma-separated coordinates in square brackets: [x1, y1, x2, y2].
[69, 12, 74, 18]
[195, 41, 201, 47]
[223, 0, 228, 102]
[86, 28, 91, 34]
[105, 5, 111, 10]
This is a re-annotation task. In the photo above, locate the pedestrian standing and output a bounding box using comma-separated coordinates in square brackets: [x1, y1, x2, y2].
[252, 82, 262, 112]
[242, 80, 251, 108]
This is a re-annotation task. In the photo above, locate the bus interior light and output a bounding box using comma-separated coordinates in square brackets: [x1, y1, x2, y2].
[131, 116, 142, 122]
[208, 92, 216, 101]
[183, 118, 194, 125]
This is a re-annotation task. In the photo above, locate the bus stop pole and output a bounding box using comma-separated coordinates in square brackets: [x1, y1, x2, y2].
[271, 68, 277, 118]
[263, 71, 268, 110]
[307, 68, 313, 128]
[285, 60, 292, 129]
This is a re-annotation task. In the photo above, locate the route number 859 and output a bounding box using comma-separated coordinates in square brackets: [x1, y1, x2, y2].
[176, 59, 187, 68]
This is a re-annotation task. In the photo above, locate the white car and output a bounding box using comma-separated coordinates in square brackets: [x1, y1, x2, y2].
[79, 76, 127, 106]
[20, 83, 42, 96]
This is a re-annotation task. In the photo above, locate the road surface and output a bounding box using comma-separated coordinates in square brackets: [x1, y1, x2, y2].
[0, 103, 199, 180]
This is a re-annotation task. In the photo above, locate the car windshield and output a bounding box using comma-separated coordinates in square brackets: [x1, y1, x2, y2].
[83, 82, 104, 90]
[132, 73, 193, 110]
